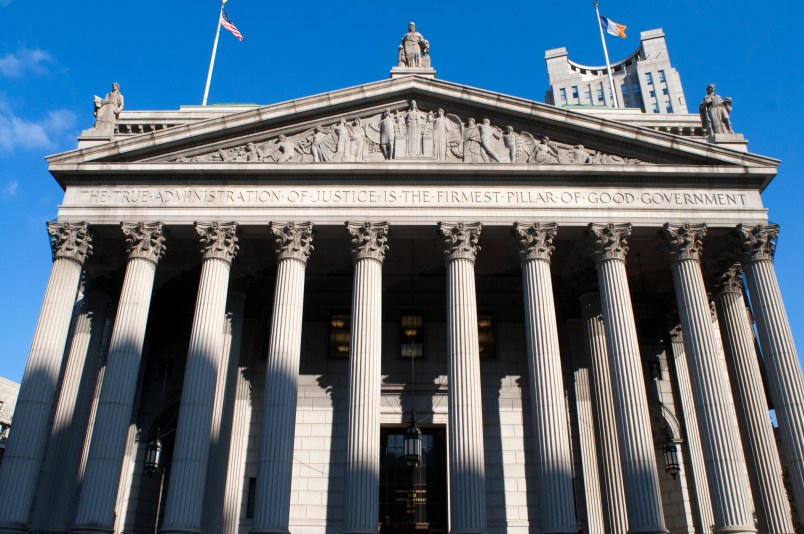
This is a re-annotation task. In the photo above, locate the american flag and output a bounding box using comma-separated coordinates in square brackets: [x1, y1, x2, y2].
[220, 10, 243, 41]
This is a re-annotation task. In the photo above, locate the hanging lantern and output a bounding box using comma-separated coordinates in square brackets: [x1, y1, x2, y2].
[663, 440, 680, 479]
[404, 411, 422, 468]
[145, 437, 163, 475]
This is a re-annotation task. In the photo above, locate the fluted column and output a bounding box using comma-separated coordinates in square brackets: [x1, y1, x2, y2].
[659, 223, 754, 534]
[0, 222, 91, 534]
[709, 259, 794, 534]
[574, 367, 605, 534]
[667, 325, 715, 532]
[203, 290, 247, 532]
[438, 222, 487, 534]
[252, 222, 314, 534]
[737, 224, 804, 525]
[33, 287, 112, 532]
[586, 223, 667, 534]
[161, 222, 239, 534]
[342, 222, 389, 534]
[513, 222, 575, 533]
[579, 291, 628, 534]
[71, 222, 166, 534]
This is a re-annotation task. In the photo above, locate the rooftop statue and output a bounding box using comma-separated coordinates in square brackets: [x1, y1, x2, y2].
[90, 83, 124, 137]
[398, 22, 430, 68]
[698, 84, 733, 135]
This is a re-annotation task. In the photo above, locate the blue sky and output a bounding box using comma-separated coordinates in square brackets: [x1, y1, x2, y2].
[0, 0, 802, 382]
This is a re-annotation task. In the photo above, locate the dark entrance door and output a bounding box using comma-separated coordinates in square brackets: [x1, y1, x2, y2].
[380, 427, 447, 534]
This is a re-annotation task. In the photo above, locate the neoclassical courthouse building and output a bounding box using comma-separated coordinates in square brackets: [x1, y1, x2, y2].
[0, 25, 803, 534]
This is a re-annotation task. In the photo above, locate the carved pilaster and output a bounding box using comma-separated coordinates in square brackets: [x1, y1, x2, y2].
[121, 222, 166, 264]
[737, 223, 778, 264]
[586, 223, 631, 263]
[438, 222, 481, 262]
[659, 223, 706, 263]
[346, 222, 389, 263]
[196, 222, 239, 263]
[48, 221, 92, 265]
[270, 221, 314, 263]
[513, 222, 557, 263]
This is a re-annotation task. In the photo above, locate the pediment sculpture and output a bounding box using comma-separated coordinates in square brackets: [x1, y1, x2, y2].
[172, 100, 644, 165]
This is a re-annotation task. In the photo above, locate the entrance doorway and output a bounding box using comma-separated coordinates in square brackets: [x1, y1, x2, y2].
[380, 426, 447, 534]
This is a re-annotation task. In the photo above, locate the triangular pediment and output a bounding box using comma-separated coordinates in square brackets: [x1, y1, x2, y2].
[47, 76, 778, 171]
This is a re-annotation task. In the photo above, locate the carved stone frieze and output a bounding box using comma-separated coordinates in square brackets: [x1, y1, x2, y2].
[586, 223, 631, 263]
[170, 100, 645, 166]
[346, 222, 389, 263]
[47, 221, 93, 265]
[659, 223, 707, 263]
[438, 222, 482, 262]
[121, 222, 166, 264]
[196, 222, 239, 263]
[513, 222, 558, 263]
[271, 222, 314, 263]
[737, 223, 778, 263]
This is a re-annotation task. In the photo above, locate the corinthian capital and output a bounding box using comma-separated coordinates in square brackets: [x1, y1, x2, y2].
[737, 223, 778, 263]
[513, 222, 558, 263]
[196, 222, 239, 263]
[47, 221, 93, 265]
[346, 221, 389, 263]
[121, 222, 166, 264]
[708, 262, 743, 297]
[438, 222, 482, 262]
[270, 221, 314, 263]
[586, 223, 631, 263]
[659, 223, 707, 263]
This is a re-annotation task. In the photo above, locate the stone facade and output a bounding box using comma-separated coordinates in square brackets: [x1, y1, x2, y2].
[0, 27, 801, 534]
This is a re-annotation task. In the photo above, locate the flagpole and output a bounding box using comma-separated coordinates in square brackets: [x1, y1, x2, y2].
[202, 0, 227, 106]
[593, 0, 620, 108]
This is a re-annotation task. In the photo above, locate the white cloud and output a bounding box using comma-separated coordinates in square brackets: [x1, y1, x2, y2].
[2, 181, 17, 198]
[0, 47, 54, 78]
[0, 103, 76, 152]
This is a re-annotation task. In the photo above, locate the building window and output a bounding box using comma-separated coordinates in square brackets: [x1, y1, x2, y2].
[329, 313, 351, 359]
[649, 90, 656, 97]
[666, 102, 674, 113]
[571, 86, 579, 99]
[621, 84, 628, 97]
[246, 477, 257, 518]
[662, 88, 669, 95]
[653, 103, 660, 113]
[401, 313, 424, 359]
[646, 72, 654, 85]
[559, 87, 567, 102]
[658, 69, 666, 83]
[478, 314, 496, 359]
[633, 83, 640, 95]
[584, 88, 592, 103]
[597, 87, 605, 102]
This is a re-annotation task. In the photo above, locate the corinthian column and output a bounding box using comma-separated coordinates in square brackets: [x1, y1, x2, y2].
[161, 222, 239, 534]
[586, 223, 667, 534]
[438, 222, 487, 534]
[252, 222, 314, 534]
[0, 222, 91, 534]
[578, 290, 628, 534]
[513, 223, 575, 533]
[737, 224, 804, 525]
[71, 223, 166, 534]
[709, 257, 794, 534]
[342, 222, 388, 534]
[659, 223, 754, 534]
